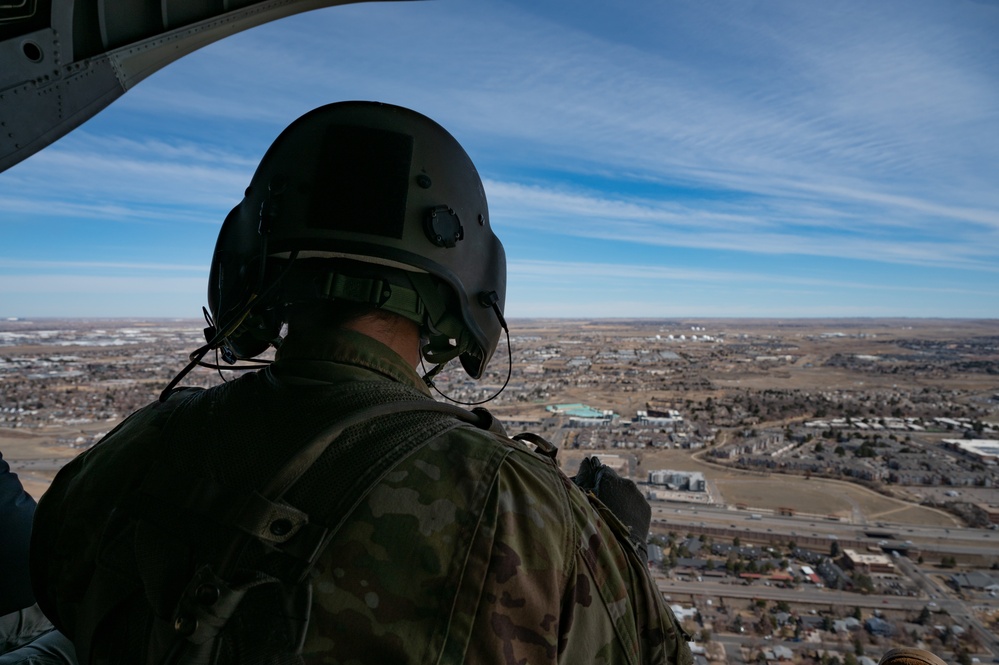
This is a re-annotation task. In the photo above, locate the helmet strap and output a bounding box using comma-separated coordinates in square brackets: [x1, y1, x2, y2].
[316, 271, 426, 324]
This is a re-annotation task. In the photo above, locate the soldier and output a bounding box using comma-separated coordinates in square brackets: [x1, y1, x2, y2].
[0, 451, 76, 664]
[32, 101, 693, 664]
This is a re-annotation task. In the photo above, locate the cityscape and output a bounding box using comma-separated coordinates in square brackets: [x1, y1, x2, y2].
[2, 316, 997, 665]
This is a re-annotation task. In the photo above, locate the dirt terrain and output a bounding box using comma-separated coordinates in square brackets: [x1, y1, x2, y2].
[557, 446, 963, 527]
[3, 317, 996, 526]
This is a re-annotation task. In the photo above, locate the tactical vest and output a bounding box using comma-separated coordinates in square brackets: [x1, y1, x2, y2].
[31, 375, 513, 665]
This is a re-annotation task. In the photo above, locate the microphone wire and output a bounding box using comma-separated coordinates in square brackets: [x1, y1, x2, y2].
[423, 303, 512, 406]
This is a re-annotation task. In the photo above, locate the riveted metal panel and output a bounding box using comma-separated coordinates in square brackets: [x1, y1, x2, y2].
[0, 0, 406, 172]
[0, 56, 123, 171]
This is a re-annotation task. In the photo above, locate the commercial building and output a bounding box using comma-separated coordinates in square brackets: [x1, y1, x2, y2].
[942, 439, 999, 462]
[647, 469, 706, 492]
[841, 549, 895, 575]
[546, 403, 618, 426]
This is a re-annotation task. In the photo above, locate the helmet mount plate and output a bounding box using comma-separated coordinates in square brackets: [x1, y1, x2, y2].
[424, 205, 463, 248]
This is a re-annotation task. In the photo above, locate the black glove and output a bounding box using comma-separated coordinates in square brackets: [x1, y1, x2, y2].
[572, 456, 650, 564]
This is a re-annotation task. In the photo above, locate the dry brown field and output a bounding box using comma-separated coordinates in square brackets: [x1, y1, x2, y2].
[1, 429, 81, 498]
[558, 446, 963, 527]
[512, 318, 999, 417]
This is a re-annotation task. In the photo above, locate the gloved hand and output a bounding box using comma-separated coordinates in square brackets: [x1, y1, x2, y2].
[572, 456, 650, 564]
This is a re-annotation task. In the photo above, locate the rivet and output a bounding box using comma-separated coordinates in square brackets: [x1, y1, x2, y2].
[195, 584, 220, 606]
[269, 518, 293, 536]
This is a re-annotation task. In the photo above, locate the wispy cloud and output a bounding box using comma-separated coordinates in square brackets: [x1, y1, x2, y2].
[0, 258, 205, 272]
[1, 0, 996, 317]
[0, 275, 204, 317]
[0, 274, 203, 293]
[4, 135, 252, 217]
[490, 181, 999, 271]
[509, 259, 996, 297]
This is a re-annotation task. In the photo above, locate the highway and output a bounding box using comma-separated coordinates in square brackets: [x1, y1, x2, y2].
[6, 457, 73, 473]
[659, 577, 952, 613]
[651, 500, 999, 557]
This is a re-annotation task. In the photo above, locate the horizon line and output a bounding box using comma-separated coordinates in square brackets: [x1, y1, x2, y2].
[2, 315, 997, 323]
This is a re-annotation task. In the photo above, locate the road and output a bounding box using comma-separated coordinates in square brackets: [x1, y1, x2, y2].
[713, 635, 748, 665]
[652, 501, 999, 557]
[659, 574, 999, 660]
[893, 556, 999, 657]
[6, 457, 72, 473]
[660, 578, 938, 612]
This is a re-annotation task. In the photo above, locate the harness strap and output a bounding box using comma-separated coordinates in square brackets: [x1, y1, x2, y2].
[163, 398, 491, 664]
[260, 400, 487, 500]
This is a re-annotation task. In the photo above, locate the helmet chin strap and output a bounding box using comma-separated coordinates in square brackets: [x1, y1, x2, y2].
[421, 303, 511, 406]
[422, 342, 464, 366]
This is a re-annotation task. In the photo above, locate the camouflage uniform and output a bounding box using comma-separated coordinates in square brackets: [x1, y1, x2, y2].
[36, 329, 692, 665]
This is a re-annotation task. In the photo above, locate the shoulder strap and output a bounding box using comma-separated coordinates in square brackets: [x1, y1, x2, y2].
[162, 398, 493, 665]
[202, 400, 491, 575]
[263, 400, 489, 500]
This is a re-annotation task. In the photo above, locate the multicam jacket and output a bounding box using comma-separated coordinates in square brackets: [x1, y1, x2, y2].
[288, 330, 691, 664]
[34, 329, 692, 665]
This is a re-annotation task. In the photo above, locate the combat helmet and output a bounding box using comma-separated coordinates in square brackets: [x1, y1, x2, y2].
[207, 101, 506, 379]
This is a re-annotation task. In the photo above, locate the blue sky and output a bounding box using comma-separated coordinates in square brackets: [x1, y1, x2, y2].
[1, 0, 998, 318]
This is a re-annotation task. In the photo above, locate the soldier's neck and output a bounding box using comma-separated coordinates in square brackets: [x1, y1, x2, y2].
[342, 314, 421, 369]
